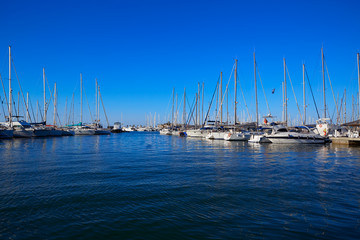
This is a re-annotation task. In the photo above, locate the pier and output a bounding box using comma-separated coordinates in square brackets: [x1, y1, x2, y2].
[330, 137, 360, 146]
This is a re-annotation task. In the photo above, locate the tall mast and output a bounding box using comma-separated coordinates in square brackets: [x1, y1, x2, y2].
[322, 47, 326, 118]
[344, 88, 346, 124]
[227, 81, 229, 124]
[183, 88, 186, 126]
[26, 92, 29, 122]
[282, 81, 284, 121]
[96, 78, 98, 124]
[36, 100, 39, 122]
[254, 52, 258, 129]
[283, 58, 287, 126]
[65, 96, 68, 126]
[202, 82, 204, 125]
[172, 88, 174, 127]
[53, 83, 57, 126]
[220, 72, 223, 124]
[97, 82, 100, 124]
[80, 73, 83, 124]
[8, 46, 12, 126]
[43, 67, 46, 123]
[303, 64, 306, 125]
[357, 53, 360, 120]
[234, 59, 238, 125]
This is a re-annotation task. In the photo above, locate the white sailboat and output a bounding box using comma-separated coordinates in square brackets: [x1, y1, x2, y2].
[74, 73, 96, 136]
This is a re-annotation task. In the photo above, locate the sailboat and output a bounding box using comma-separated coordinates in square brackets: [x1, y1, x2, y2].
[248, 52, 271, 143]
[92, 79, 111, 135]
[2, 46, 34, 138]
[74, 73, 96, 135]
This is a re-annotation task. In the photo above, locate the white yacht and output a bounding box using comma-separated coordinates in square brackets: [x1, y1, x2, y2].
[159, 128, 172, 135]
[248, 133, 271, 143]
[206, 131, 226, 140]
[111, 122, 123, 133]
[224, 130, 251, 141]
[265, 125, 327, 144]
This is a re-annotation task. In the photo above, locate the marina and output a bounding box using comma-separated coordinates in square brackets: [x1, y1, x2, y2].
[1, 1, 360, 239]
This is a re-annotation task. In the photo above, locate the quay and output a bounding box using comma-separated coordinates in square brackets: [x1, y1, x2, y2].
[330, 137, 360, 146]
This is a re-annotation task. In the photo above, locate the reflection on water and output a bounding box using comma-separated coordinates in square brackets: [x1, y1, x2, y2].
[1, 133, 360, 239]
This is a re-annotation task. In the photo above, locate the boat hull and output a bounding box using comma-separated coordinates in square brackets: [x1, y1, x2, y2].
[206, 132, 226, 140]
[266, 135, 326, 144]
[186, 130, 210, 138]
[224, 132, 250, 141]
[13, 129, 35, 138]
[74, 129, 96, 135]
[95, 129, 111, 135]
[0, 129, 13, 139]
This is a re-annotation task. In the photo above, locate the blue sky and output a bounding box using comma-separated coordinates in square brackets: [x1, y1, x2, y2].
[0, 0, 359, 126]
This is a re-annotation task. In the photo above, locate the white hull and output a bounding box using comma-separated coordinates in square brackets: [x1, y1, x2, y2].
[266, 133, 326, 144]
[186, 129, 210, 138]
[74, 129, 96, 135]
[206, 132, 226, 140]
[224, 132, 250, 141]
[160, 129, 172, 135]
[248, 134, 271, 143]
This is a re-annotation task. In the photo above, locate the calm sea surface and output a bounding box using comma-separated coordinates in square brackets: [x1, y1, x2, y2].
[1, 132, 360, 239]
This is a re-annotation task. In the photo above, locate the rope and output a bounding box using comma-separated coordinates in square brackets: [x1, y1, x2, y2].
[325, 60, 340, 124]
[286, 65, 303, 124]
[256, 63, 271, 115]
[11, 59, 32, 122]
[98, 87, 109, 127]
[0, 74, 9, 115]
[305, 68, 320, 119]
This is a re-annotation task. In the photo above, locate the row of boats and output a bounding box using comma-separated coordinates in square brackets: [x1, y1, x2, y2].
[159, 120, 332, 144]
[0, 121, 123, 139]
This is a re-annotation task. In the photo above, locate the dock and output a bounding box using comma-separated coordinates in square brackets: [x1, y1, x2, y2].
[330, 137, 360, 146]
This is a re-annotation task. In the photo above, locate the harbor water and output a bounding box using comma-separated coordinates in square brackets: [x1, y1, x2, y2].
[1, 132, 359, 239]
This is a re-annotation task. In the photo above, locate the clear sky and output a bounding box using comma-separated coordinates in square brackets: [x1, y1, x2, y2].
[0, 0, 359, 126]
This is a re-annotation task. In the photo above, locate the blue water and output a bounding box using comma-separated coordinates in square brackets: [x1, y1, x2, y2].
[1, 132, 360, 239]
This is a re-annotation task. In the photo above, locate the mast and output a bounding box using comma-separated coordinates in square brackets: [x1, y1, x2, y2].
[95, 79, 97, 124]
[303, 64, 306, 125]
[36, 100, 39, 122]
[202, 82, 204, 125]
[344, 88, 346, 124]
[220, 72, 223, 124]
[227, 81, 229, 124]
[43, 67, 46, 123]
[26, 92, 29, 122]
[358, 53, 360, 120]
[283, 58, 287, 126]
[234, 59, 238, 125]
[53, 83, 57, 126]
[254, 52, 258, 129]
[9, 46, 12, 126]
[183, 88, 186, 126]
[282, 81, 284, 122]
[80, 73, 83, 124]
[322, 47, 326, 118]
[65, 96, 68, 126]
[17, 92, 20, 121]
[172, 88, 174, 127]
